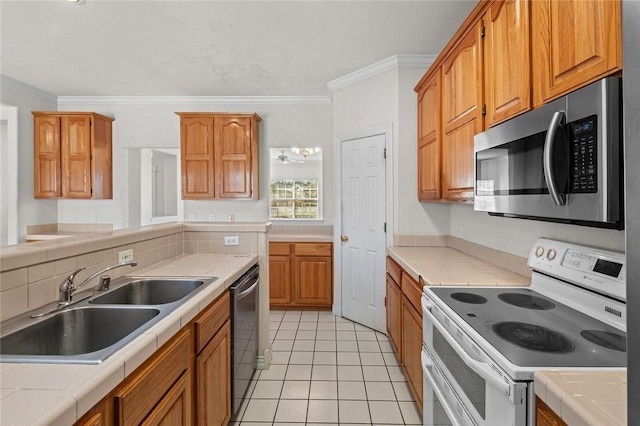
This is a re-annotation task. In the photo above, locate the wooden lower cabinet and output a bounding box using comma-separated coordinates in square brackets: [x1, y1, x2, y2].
[74, 290, 232, 426]
[196, 319, 231, 426]
[535, 396, 567, 426]
[401, 295, 423, 410]
[270, 242, 333, 309]
[386, 273, 402, 359]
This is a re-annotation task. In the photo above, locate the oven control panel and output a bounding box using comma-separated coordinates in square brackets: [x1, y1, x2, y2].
[528, 238, 625, 301]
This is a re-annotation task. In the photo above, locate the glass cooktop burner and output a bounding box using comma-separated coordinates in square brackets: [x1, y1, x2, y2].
[497, 293, 556, 310]
[450, 292, 487, 304]
[581, 330, 627, 352]
[493, 322, 574, 353]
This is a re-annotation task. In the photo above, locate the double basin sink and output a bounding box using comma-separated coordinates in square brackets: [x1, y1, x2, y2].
[0, 276, 218, 364]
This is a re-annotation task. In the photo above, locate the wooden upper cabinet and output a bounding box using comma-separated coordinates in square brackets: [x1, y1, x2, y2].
[484, 0, 531, 126]
[180, 116, 215, 199]
[177, 113, 261, 200]
[33, 112, 113, 199]
[441, 21, 484, 202]
[442, 21, 484, 134]
[416, 70, 442, 201]
[532, 0, 622, 107]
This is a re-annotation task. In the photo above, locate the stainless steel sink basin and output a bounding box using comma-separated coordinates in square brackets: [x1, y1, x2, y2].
[89, 278, 205, 305]
[0, 307, 160, 364]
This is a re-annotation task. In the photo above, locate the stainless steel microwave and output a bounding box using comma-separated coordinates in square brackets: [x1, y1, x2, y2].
[474, 77, 623, 229]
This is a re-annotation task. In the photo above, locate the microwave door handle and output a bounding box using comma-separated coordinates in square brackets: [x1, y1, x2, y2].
[543, 111, 567, 206]
[422, 299, 512, 400]
[421, 351, 463, 426]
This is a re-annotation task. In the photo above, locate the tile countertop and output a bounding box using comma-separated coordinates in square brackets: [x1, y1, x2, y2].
[387, 246, 530, 286]
[0, 253, 257, 426]
[269, 233, 333, 243]
[534, 370, 627, 425]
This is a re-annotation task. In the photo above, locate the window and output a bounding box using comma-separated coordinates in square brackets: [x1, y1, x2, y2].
[270, 179, 319, 219]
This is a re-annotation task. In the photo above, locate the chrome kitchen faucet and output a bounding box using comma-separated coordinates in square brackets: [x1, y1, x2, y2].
[58, 261, 138, 306]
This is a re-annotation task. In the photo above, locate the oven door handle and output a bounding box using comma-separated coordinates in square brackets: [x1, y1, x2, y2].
[422, 297, 512, 400]
[543, 110, 567, 206]
[421, 350, 463, 426]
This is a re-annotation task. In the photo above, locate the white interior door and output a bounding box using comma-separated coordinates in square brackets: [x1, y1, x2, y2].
[340, 134, 386, 332]
[0, 105, 18, 246]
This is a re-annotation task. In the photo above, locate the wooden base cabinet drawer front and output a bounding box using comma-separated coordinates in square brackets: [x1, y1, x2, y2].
[114, 328, 191, 426]
[293, 242, 332, 257]
[194, 291, 230, 353]
[401, 271, 423, 314]
[386, 256, 401, 285]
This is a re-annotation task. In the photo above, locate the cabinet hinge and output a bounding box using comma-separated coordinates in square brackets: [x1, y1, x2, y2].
[482, 104, 487, 116]
[481, 25, 485, 38]
[384, 297, 387, 307]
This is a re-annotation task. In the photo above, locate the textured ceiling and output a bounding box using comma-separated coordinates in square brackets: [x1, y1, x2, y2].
[1, 0, 476, 96]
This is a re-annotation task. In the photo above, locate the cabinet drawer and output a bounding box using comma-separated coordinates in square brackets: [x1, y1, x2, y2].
[293, 242, 332, 257]
[270, 242, 291, 256]
[386, 256, 401, 285]
[401, 271, 422, 315]
[114, 328, 191, 426]
[194, 291, 230, 354]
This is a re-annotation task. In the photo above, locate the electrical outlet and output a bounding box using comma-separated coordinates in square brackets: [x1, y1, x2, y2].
[228, 214, 235, 222]
[209, 214, 215, 222]
[224, 236, 239, 246]
[90, 214, 97, 223]
[119, 249, 134, 263]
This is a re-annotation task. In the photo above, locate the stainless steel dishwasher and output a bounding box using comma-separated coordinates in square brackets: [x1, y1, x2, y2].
[229, 264, 259, 416]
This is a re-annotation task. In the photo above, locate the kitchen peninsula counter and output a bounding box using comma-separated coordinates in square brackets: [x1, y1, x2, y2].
[535, 370, 627, 425]
[0, 253, 257, 425]
[388, 246, 531, 287]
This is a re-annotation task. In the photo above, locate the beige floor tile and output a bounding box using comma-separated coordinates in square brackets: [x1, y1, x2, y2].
[312, 365, 338, 380]
[365, 381, 396, 400]
[280, 380, 310, 399]
[356, 331, 377, 341]
[270, 351, 291, 365]
[315, 340, 337, 351]
[271, 340, 294, 352]
[275, 330, 297, 340]
[278, 322, 299, 330]
[337, 352, 361, 365]
[318, 316, 336, 323]
[259, 364, 288, 381]
[292, 340, 315, 352]
[295, 330, 316, 340]
[313, 352, 337, 365]
[285, 364, 312, 381]
[392, 381, 415, 401]
[357, 341, 381, 352]
[383, 351, 400, 366]
[338, 400, 371, 423]
[307, 399, 339, 423]
[360, 352, 385, 366]
[338, 381, 367, 400]
[289, 351, 313, 365]
[369, 401, 404, 424]
[241, 399, 278, 422]
[337, 330, 357, 340]
[338, 365, 364, 381]
[387, 366, 406, 382]
[399, 401, 423, 424]
[336, 341, 359, 352]
[316, 330, 337, 340]
[297, 321, 318, 330]
[309, 380, 338, 399]
[336, 322, 355, 331]
[251, 380, 283, 399]
[362, 366, 390, 382]
[274, 399, 308, 423]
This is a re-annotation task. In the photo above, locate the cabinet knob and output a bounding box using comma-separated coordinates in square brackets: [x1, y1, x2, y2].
[341, 235, 349, 242]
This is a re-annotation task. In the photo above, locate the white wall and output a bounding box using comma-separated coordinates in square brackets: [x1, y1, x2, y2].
[55, 100, 334, 228]
[1, 77, 58, 242]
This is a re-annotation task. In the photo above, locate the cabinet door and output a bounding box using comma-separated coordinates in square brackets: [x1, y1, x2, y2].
[535, 396, 568, 426]
[90, 116, 113, 199]
[141, 372, 192, 426]
[181, 116, 215, 199]
[417, 70, 442, 201]
[294, 256, 333, 307]
[386, 275, 402, 361]
[61, 115, 92, 198]
[196, 320, 231, 426]
[441, 21, 483, 202]
[401, 297, 423, 410]
[270, 255, 292, 306]
[34, 115, 61, 198]
[484, 0, 531, 126]
[215, 116, 254, 199]
[532, 0, 622, 107]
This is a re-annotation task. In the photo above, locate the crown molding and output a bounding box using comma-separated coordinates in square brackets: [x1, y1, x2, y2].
[58, 95, 331, 105]
[326, 54, 436, 94]
[1, 75, 58, 105]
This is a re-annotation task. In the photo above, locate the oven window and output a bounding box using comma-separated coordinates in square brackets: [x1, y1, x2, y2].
[433, 328, 486, 419]
[476, 130, 548, 196]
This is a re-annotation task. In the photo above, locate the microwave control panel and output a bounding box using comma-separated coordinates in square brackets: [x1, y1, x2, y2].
[569, 115, 597, 193]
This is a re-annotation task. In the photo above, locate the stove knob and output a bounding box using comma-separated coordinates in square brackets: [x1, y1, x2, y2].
[547, 249, 557, 260]
[535, 246, 545, 257]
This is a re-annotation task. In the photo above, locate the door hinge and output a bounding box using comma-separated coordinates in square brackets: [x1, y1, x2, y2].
[482, 104, 487, 116]
[481, 25, 485, 38]
[384, 222, 387, 233]
[383, 148, 387, 159]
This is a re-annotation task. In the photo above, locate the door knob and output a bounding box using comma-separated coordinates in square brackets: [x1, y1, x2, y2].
[341, 235, 349, 242]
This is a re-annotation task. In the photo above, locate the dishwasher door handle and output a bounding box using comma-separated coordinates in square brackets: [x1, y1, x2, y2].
[236, 278, 259, 299]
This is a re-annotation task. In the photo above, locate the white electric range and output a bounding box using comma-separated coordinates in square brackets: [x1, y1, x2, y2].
[421, 238, 626, 426]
